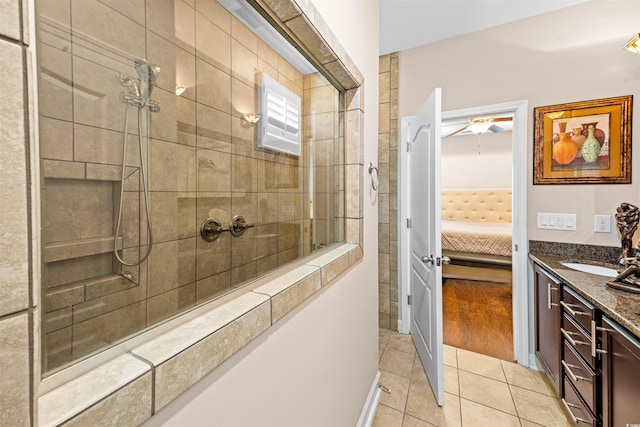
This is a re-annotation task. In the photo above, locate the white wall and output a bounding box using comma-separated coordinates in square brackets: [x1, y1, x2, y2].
[399, 0, 640, 247]
[442, 131, 512, 189]
[142, 0, 380, 426]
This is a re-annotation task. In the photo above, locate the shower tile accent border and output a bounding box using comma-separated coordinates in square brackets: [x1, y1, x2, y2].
[38, 244, 362, 425]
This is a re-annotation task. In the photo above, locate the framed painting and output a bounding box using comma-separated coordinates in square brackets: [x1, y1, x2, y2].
[533, 95, 632, 184]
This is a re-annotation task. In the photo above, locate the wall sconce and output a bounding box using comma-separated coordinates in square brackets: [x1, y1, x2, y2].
[175, 83, 188, 96]
[244, 113, 261, 124]
[623, 33, 640, 54]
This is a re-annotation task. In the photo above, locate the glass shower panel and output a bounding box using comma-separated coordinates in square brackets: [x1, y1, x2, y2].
[36, 0, 344, 375]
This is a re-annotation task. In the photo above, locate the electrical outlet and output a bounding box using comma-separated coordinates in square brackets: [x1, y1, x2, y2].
[594, 215, 611, 233]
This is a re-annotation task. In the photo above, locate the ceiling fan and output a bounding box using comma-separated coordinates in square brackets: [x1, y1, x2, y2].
[442, 116, 512, 137]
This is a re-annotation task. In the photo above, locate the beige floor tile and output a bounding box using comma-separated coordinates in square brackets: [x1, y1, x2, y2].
[411, 359, 429, 385]
[460, 398, 520, 427]
[509, 385, 571, 427]
[456, 348, 506, 382]
[520, 420, 545, 427]
[381, 348, 415, 379]
[388, 333, 417, 355]
[380, 369, 411, 412]
[373, 403, 404, 427]
[500, 360, 555, 396]
[405, 378, 446, 425]
[443, 344, 457, 368]
[402, 414, 435, 427]
[444, 365, 459, 396]
[458, 370, 516, 415]
[444, 392, 462, 427]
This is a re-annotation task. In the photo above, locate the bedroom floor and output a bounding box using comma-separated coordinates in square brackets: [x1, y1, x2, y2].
[443, 278, 513, 361]
[374, 328, 571, 426]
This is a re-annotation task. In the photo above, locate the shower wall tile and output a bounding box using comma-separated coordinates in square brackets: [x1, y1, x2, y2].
[231, 16, 258, 54]
[59, 373, 152, 427]
[146, 0, 178, 46]
[72, 300, 146, 357]
[0, 313, 31, 425]
[195, 12, 230, 73]
[85, 163, 124, 181]
[230, 77, 255, 120]
[174, 0, 196, 53]
[39, 117, 73, 161]
[73, 281, 146, 323]
[149, 139, 196, 191]
[231, 155, 257, 192]
[147, 283, 196, 325]
[196, 58, 231, 113]
[74, 124, 140, 167]
[195, 0, 230, 34]
[42, 160, 85, 180]
[149, 192, 196, 242]
[176, 48, 196, 101]
[148, 238, 197, 297]
[196, 102, 232, 152]
[45, 307, 73, 333]
[71, 0, 145, 71]
[231, 115, 255, 158]
[37, 43, 72, 121]
[232, 192, 258, 226]
[257, 39, 278, 70]
[152, 300, 271, 411]
[177, 96, 197, 145]
[149, 88, 179, 143]
[146, 30, 179, 95]
[195, 271, 230, 304]
[99, 0, 146, 26]
[197, 148, 231, 192]
[43, 179, 114, 243]
[196, 232, 232, 280]
[231, 261, 257, 287]
[45, 326, 72, 371]
[231, 39, 257, 87]
[44, 254, 113, 290]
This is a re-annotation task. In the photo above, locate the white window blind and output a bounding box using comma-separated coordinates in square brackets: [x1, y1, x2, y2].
[258, 73, 301, 156]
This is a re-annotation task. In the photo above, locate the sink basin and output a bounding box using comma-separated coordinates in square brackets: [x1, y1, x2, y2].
[560, 261, 619, 277]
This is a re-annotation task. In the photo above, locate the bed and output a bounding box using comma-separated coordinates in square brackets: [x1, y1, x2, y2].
[441, 188, 512, 282]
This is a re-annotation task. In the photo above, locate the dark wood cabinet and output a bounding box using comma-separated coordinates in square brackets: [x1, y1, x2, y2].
[534, 263, 562, 392]
[600, 316, 640, 427]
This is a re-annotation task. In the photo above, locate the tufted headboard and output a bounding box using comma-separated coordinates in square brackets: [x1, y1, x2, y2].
[441, 188, 512, 223]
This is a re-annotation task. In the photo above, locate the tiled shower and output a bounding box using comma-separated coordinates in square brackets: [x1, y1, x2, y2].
[37, 0, 344, 374]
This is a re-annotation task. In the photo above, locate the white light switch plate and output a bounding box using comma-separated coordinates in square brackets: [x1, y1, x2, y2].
[537, 213, 577, 231]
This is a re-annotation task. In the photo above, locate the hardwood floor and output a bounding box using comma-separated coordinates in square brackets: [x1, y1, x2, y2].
[443, 278, 514, 361]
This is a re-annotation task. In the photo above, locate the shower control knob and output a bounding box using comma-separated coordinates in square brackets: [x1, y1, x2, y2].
[230, 215, 254, 237]
[201, 218, 224, 242]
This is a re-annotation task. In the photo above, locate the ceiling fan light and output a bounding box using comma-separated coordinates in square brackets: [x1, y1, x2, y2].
[624, 33, 640, 54]
[468, 119, 493, 134]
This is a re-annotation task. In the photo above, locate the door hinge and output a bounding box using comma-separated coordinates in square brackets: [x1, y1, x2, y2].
[406, 218, 412, 228]
[514, 244, 518, 252]
[408, 295, 412, 305]
[406, 141, 411, 152]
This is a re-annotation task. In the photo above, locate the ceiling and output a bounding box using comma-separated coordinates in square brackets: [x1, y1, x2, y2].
[379, 0, 590, 55]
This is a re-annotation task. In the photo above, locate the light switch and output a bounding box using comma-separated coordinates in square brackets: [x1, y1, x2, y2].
[537, 213, 577, 231]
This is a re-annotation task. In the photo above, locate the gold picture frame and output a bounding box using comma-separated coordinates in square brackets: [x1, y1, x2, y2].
[533, 95, 632, 184]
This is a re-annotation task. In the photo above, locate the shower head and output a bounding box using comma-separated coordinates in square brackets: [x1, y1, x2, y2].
[134, 59, 160, 106]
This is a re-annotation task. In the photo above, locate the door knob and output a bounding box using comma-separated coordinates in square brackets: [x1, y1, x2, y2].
[421, 255, 434, 265]
[442, 256, 451, 265]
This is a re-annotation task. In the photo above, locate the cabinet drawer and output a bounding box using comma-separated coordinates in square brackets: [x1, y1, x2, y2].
[562, 286, 595, 332]
[563, 377, 596, 426]
[562, 313, 595, 369]
[563, 340, 596, 413]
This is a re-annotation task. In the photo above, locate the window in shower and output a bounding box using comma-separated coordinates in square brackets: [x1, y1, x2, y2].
[36, 0, 345, 375]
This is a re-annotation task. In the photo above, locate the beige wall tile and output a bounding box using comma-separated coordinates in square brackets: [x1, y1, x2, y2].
[42, 160, 85, 180]
[231, 154, 257, 192]
[195, 0, 230, 33]
[38, 44, 72, 121]
[149, 191, 196, 243]
[195, 12, 231, 72]
[44, 254, 113, 290]
[154, 301, 271, 410]
[74, 124, 140, 167]
[230, 261, 257, 287]
[147, 283, 196, 324]
[195, 271, 231, 304]
[196, 58, 231, 113]
[231, 39, 257, 86]
[0, 314, 31, 425]
[149, 139, 195, 191]
[174, 0, 196, 52]
[196, 230, 231, 280]
[231, 16, 257, 54]
[45, 326, 72, 372]
[99, 0, 145, 25]
[148, 238, 196, 296]
[196, 103, 232, 152]
[39, 117, 73, 161]
[197, 148, 231, 192]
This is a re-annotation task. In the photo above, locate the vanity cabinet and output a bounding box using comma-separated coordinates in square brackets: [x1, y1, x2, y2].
[533, 261, 640, 427]
[534, 264, 561, 392]
[600, 316, 640, 427]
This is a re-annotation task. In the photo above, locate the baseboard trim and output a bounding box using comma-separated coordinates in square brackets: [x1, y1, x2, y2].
[357, 371, 381, 427]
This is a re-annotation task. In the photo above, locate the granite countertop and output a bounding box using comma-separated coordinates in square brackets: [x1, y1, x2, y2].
[529, 244, 640, 340]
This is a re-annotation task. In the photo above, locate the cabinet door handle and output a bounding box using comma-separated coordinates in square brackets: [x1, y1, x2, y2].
[547, 283, 559, 310]
[562, 360, 591, 382]
[562, 399, 591, 424]
[561, 328, 589, 347]
[560, 301, 589, 317]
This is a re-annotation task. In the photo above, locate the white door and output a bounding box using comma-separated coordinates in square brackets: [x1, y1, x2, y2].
[409, 88, 444, 405]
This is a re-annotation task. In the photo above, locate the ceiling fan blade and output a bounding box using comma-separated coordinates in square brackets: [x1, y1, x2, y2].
[488, 124, 504, 133]
[491, 117, 512, 123]
[445, 124, 470, 137]
[442, 121, 471, 127]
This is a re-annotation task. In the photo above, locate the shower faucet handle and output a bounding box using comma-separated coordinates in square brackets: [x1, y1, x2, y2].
[230, 215, 254, 237]
[200, 218, 230, 242]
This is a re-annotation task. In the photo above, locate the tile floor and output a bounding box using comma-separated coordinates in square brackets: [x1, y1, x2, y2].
[374, 328, 572, 427]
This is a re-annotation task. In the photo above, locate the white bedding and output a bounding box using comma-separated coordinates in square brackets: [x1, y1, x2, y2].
[441, 220, 512, 257]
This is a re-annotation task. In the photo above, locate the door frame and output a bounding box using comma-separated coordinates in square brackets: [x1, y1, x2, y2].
[399, 99, 529, 366]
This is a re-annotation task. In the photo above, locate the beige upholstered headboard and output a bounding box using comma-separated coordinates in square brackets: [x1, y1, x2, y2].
[442, 188, 512, 222]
